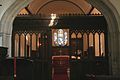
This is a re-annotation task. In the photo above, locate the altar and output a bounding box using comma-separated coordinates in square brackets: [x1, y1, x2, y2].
[52, 55, 69, 60]
[52, 55, 69, 66]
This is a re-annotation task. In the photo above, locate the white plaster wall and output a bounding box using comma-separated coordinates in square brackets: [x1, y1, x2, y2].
[28, 0, 92, 14]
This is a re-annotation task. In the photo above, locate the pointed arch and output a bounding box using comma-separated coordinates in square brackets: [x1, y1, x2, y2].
[71, 32, 76, 39]
[77, 33, 82, 38]
[95, 33, 99, 56]
[83, 33, 88, 52]
[89, 33, 93, 47]
[14, 34, 19, 57]
[26, 33, 30, 57]
[0, 0, 120, 75]
[20, 34, 25, 57]
[100, 32, 105, 56]
[32, 33, 36, 50]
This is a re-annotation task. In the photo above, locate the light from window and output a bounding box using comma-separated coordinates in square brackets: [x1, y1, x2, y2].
[20, 34, 25, 57]
[15, 34, 19, 57]
[95, 33, 99, 56]
[52, 29, 69, 46]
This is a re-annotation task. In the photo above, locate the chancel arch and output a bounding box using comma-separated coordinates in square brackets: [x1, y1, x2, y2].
[0, 0, 120, 78]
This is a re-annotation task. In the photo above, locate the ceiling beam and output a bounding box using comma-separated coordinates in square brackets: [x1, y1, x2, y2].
[88, 6, 94, 15]
[25, 7, 32, 14]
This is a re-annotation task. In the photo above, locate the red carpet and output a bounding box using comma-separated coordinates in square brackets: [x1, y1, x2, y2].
[53, 74, 69, 80]
[52, 56, 69, 80]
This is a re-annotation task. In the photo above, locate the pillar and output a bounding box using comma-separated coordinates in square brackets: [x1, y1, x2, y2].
[108, 31, 120, 76]
[0, 32, 12, 57]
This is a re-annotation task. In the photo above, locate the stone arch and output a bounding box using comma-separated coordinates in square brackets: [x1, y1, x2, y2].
[0, 0, 120, 75]
[0, 0, 32, 57]
[86, 0, 120, 76]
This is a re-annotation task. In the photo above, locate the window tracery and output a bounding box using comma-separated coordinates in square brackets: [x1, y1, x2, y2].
[52, 29, 69, 46]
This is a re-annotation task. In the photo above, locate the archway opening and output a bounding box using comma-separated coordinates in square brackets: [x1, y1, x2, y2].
[12, 0, 109, 80]
[0, 0, 120, 79]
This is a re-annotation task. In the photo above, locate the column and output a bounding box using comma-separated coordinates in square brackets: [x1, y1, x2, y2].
[0, 32, 12, 57]
[109, 32, 120, 76]
[0, 34, 2, 46]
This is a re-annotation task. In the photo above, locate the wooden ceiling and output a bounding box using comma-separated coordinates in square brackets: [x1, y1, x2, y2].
[18, 0, 101, 16]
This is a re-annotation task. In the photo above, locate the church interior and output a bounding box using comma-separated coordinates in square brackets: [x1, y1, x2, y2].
[0, 0, 120, 80]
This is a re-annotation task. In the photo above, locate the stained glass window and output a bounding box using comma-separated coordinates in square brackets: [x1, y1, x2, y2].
[52, 29, 69, 46]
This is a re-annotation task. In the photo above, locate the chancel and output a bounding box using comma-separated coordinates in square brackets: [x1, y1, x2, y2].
[1, 0, 120, 80]
[11, 13, 108, 80]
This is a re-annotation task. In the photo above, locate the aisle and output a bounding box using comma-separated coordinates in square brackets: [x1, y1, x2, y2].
[52, 56, 69, 80]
